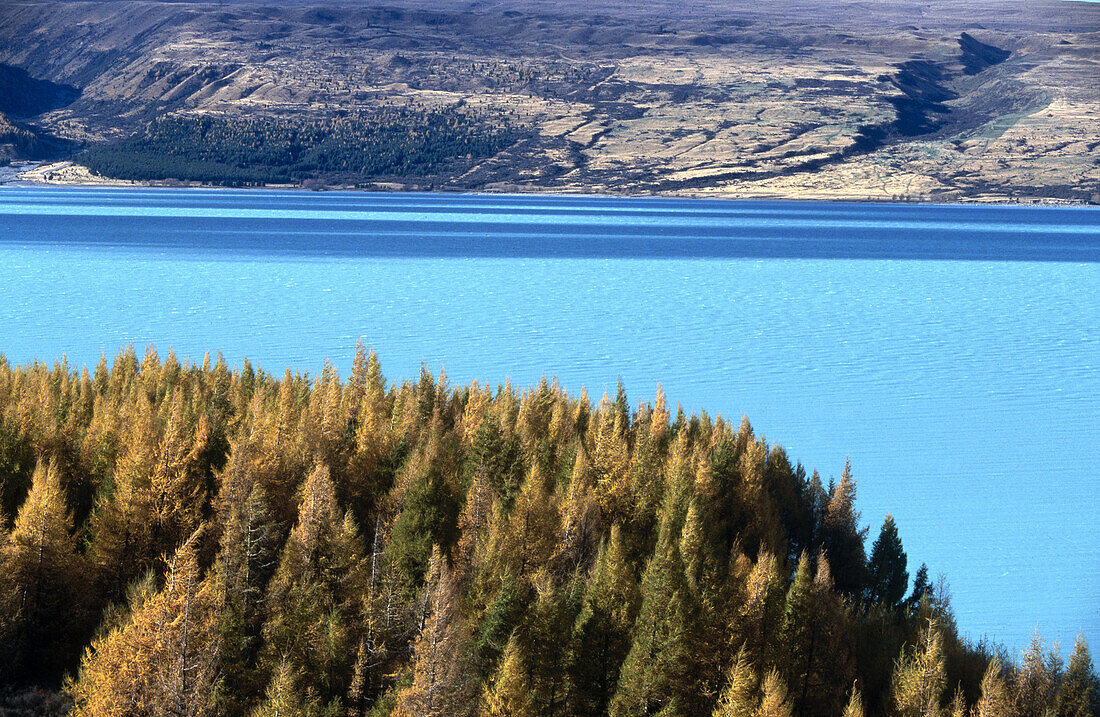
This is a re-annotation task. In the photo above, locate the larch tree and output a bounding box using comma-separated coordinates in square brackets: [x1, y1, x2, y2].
[0, 457, 85, 684]
[499, 461, 561, 579]
[612, 378, 631, 438]
[592, 395, 632, 526]
[455, 450, 496, 580]
[554, 446, 601, 573]
[70, 528, 221, 717]
[735, 436, 784, 559]
[395, 547, 475, 717]
[234, 380, 307, 528]
[515, 378, 554, 457]
[249, 659, 322, 717]
[480, 635, 535, 717]
[842, 685, 865, 717]
[356, 348, 394, 465]
[1057, 635, 1096, 717]
[972, 659, 1011, 717]
[470, 503, 525, 635]
[757, 669, 793, 717]
[0, 403, 38, 528]
[86, 395, 160, 604]
[148, 391, 210, 559]
[66, 367, 101, 527]
[892, 618, 947, 717]
[739, 550, 787, 672]
[626, 409, 664, 549]
[148, 529, 223, 717]
[309, 359, 349, 479]
[679, 497, 722, 688]
[343, 342, 371, 423]
[948, 686, 967, 717]
[1015, 631, 1063, 717]
[713, 648, 758, 717]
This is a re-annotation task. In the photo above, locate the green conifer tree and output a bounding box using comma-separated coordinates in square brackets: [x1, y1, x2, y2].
[213, 482, 282, 716]
[569, 528, 639, 715]
[260, 462, 363, 709]
[821, 460, 867, 598]
[779, 552, 852, 716]
[388, 431, 461, 587]
[609, 516, 701, 717]
[908, 564, 932, 612]
[866, 514, 908, 609]
[515, 571, 578, 716]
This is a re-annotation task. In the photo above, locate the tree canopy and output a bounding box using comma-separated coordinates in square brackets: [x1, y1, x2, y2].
[0, 346, 1093, 716]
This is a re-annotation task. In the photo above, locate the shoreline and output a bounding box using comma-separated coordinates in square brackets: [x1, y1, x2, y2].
[3, 159, 1096, 208]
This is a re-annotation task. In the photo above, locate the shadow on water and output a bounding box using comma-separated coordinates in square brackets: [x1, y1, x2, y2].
[3, 201, 1099, 263]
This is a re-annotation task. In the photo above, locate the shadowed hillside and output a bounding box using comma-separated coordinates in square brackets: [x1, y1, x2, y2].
[0, 63, 79, 162]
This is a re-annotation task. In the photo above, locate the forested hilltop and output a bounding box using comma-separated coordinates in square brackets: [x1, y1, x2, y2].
[0, 347, 1095, 716]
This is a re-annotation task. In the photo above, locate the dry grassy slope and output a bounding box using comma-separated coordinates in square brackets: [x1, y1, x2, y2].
[1, 0, 1097, 200]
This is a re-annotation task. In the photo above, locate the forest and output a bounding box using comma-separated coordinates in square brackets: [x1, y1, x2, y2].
[0, 346, 1095, 716]
[77, 110, 520, 186]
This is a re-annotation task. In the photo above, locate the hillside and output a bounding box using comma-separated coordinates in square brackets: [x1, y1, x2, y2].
[0, 0, 1098, 199]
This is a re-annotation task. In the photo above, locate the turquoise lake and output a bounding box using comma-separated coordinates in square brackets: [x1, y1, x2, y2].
[1, 186, 1097, 656]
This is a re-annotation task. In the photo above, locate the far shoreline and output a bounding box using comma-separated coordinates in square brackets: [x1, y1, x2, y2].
[3, 159, 1097, 208]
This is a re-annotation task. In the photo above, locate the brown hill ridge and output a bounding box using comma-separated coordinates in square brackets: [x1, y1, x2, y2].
[1, 0, 1098, 201]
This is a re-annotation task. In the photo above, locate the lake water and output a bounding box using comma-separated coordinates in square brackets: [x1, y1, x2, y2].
[1, 186, 1097, 657]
